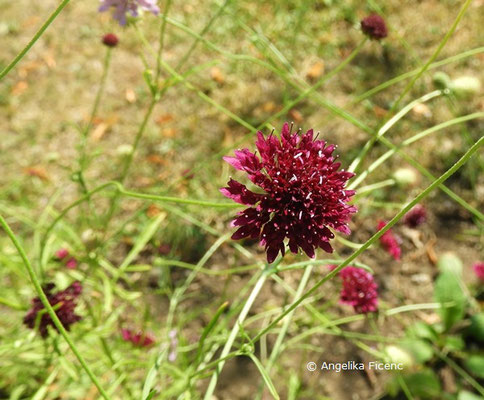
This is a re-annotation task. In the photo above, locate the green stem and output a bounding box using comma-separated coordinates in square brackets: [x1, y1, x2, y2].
[0, 0, 71, 80]
[266, 266, 313, 373]
[349, 90, 443, 173]
[354, 46, 484, 102]
[258, 38, 367, 129]
[203, 263, 277, 400]
[351, 0, 472, 173]
[79, 48, 113, 172]
[390, 0, 472, 113]
[251, 136, 483, 343]
[102, 99, 156, 228]
[0, 215, 112, 400]
[349, 112, 484, 189]
[155, 0, 173, 82]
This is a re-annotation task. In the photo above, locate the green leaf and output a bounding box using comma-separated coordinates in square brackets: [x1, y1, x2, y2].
[403, 369, 442, 399]
[245, 353, 280, 400]
[406, 321, 439, 341]
[401, 339, 434, 363]
[437, 252, 463, 276]
[464, 355, 484, 379]
[195, 301, 229, 364]
[458, 390, 483, 400]
[117, 213, 166, 278]
[467, 313, 484, 342]
[434, 271, 467, 331]
[443, 335, 465, 352]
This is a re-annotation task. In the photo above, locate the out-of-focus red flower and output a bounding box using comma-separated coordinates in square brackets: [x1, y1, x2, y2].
[473, 262, 484, 282]
[24, 282, 82, 337]
[339, 266, 378, 313]
[361, 14, 388, 40]
[377, 221, 401, 260]
[403, 204, 427, 228]
[55, 248, 69, 260]
[221, 122, 357, 263]
[121, 328, 155, 347]
[54, 248, 78, 269]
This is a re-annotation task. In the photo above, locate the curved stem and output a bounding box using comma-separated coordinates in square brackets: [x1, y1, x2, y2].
[349, 112, 484, 189]
[252, 136, 483, 344]
[0, 215, 112, 400]
[203, 262, 279, 400]
[0, 0, 71, 80]
[353, 46, 483, 102]
[349, 90, 443, 173]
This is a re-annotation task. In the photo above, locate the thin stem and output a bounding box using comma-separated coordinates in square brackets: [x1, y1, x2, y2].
[351, 0, 472, 173]
[390, 0, 472, 113]
[0, 0, 71, 80]
[349, 90, 443, 173]
[0, 215, 112, 400]
[259, 38, 367, 130]
[354, 46, 484, 102]
[175, 0, 232, 71]
[102, 99, 157, 228]
[251, 136, 483, 343]
[266, 266, 314, 373]
[155, 0, 173, 81]
[203, 263, 278, 400]
[79, 48, 113, 172]
[349, 112, 484, 189]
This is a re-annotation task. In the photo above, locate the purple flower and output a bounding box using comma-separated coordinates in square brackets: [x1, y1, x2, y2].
[339, 266, 378, 313]
[361, 14, 388, 40]
[403, 204, 427, 228]
[221, 122, 357, 263]
[121, 328, 155, 347]
[24, 282, 82, 338]
[99, 0, 160, 26]
[377, 221, 401, 261]
[473, 262, 484, 282]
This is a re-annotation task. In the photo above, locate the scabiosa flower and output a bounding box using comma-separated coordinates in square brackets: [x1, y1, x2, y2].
[54, 248, 78, 270]
[55, 248, 69, 260]
[24, 282, 82, 337]
[403, 204, 427, 228]
[473, 262, 484, 282]
[361, 14, 388, 40]
[339, 266, 378, 313]
[377, 221, 401, 261]
[121, 328, 155, 347]
[99, 0, 160, 26]
[102, 33, 119, 47]
[221, 123, 357, 263]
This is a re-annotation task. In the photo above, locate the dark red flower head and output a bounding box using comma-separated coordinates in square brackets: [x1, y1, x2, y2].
[102, 33, 119, 47]
[121, 328, 155, 347]
[377, 221, 401, 260]
[23, 282, 82, 338]
[403, 204, 427, 228]
[339, 266, 378, 313]
[361, 14, 388, 40]
[221, 123, 357, 263]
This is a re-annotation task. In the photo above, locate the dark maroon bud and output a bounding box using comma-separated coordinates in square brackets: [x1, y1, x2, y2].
[361, 14, 388, 40]
[102, 33, 119, 47]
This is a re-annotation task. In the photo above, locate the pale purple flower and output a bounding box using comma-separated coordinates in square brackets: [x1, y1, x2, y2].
[168, 329, 178, 362]
[99, 0, 160, 26]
